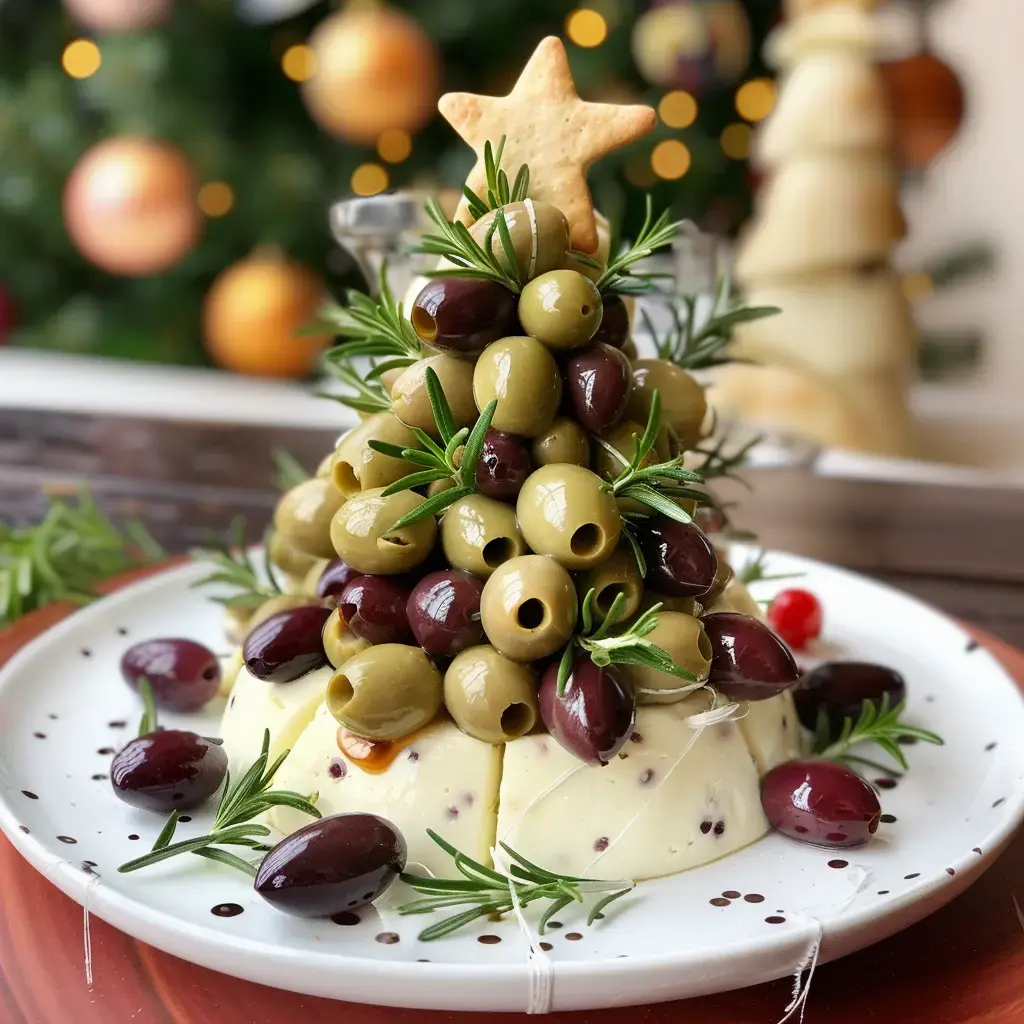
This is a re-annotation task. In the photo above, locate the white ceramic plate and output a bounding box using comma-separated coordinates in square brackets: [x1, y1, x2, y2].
[0, 550, 1022, 1013]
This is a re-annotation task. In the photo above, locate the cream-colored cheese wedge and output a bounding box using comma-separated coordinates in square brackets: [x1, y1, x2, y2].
[266, 703, 503, 876]
[219, 665, 330, 777]
[739, 691, 806, 774]
[496, 697, 768, 881]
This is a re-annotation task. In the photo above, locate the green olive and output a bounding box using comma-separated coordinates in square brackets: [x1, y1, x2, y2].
[566, 210, 611, 283]
[441, 493, 527, 577]
[322, 607, 372, 668]
[267, 531, 320, 582]
[315, 452, 334, 478]
[300, 558, 331, 596]
[641, 591, 701, 616]
[531, 417, 590, 468]
[626, 359, 708, 451]
[578, 548, 643, 623]
[391, 354, 478, 436]
[480, 554, 578, 661]
[379, 365, 405, 393]
[622, 612, 713, 704]
[329, 487, 437, 574]
[473, 336, 562, 437]
[273, 478, 346, 559]
[223, 606, 253, 647]
[708, 578, 763, 619]
[516, 464, 621, 570]
[621, 337, 639, 362]
[517, 270, 603, 350]
[427, 476, 457, 498]
[591, 419, 678, 516]
[702, 560, 734, 607]
[443, 645, 538, 743]
[326, 644, 442, 740]
[218, 648, 244, 698]
[469, 199, 569, 281]
[331, 412, 417, 497]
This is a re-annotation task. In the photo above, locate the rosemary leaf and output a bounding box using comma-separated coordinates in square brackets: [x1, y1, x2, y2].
[386, 486, 474, 533]
[137, 678, 158, 737]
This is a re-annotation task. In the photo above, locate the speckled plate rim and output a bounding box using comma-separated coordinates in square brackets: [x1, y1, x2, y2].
[1, 553, 1024, 1012]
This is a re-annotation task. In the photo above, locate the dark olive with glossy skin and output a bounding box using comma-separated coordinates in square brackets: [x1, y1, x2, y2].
[120, 639, 221, 712]
[411, 277, 518, 357]
[339, 575, 412, 645]
[243, 605, 333, 683]
[693, 505, 727, 535]
[111, 731, 228, 813]
[254, 813, 407, 918]
[794, 661, 907, 733]
[590, 294, 630, 349]
[475, 429, 533, 501]
[539, 656, 635, 765]
[702, 612, 800, 701]
[564, 343, 631, 432]
[639, 517, 719, 599]
[316, 558, 364, 605]
[761, 760, 881, 849]
[407, 570, 485, 658]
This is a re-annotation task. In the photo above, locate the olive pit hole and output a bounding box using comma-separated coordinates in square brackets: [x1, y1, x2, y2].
[500, 703, 534, 737]
[516, 598, 547, 630]
[379, 533, 410, 549]
[334, 461, 360, 496]
[482, 536, 516, 567]
[570, 523, 604, 557]
[581, 304, 591, 315]
[596, 584, 626, 615]
[411, 307, 438, 342]
[327, 674, 354, 716]
[697, 628, 713, 662]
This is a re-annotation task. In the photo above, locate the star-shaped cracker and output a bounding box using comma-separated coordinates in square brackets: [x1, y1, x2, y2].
[438, 36, 657, 253]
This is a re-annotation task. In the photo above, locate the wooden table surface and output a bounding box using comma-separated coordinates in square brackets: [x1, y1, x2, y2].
[2, 407, 1024, 1022]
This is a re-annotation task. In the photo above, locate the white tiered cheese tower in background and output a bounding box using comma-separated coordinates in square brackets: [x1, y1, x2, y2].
[709, 1, 918, 457]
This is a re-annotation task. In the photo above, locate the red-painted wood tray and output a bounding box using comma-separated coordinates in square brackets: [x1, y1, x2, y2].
[2, 570, 1024, 1023]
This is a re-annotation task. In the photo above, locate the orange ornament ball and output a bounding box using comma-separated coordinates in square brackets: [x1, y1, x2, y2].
[62, 0, 174, 32]
[203, 254, 332, 379]
[881, 53, 964, 169]
[302, 5, 440, 144]
[63, 137, 200, 277]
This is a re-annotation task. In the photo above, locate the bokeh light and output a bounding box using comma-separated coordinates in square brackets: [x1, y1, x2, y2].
[62, 40, 101, 79]
[651, 139, 691, 180]
[198, 182, 235, 217]
[565, 9, 608, 48]
[377, 128, 412, 164]
[658, 91, 698, 129]
[281, 44, 317, 83]
[735, 78, 776, 122]
[720, 123, 751, 160]
[351, 163, 389, 196]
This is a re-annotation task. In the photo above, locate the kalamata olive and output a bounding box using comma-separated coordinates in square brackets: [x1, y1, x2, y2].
[111, 730, 227, 813]
[761, 759, 881, 848]
[693, 505, 727, 535]
[475, 429, 533, 501]
[590, 294, 631, 349]
[338, 575, 412, 645]
[638, 517, 719, 599]
[411, 277, 518, 357]
[539, 656, 635, 764]
[407, 569, 485, 658]
[315, 558, 363, 605]
[255, 812, 406, 918]
[120, 639, 221, 712]
[564, 343, 631, 432]
[794, 661, 907, 732]
[702, 612, 800, 701]
[243, 605, 332, 683]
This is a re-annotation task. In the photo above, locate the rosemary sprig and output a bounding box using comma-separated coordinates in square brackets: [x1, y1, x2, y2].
[397, 830, 634, 941]
[367, 367, 497, 533]
[118, 729, 320, 876]
[554, 588, 698, 698]
[736, 549, 804, 587]
[0, 489, 164, 628]
[415, 198, 523, 293]
[599, 390, 707, 523]
[319, 358, 393, 416]
[462, 137, 531, 222]
[272, 449, 310, 492]
[137, 678, 158, 737]
[597, 196, 684, 296]
[191, 517, 282, 610]
[647, 277, 779, 370]
[319, 264, 421, 366]
[691, 420, 760, 486]
[813, 694, 944, 774]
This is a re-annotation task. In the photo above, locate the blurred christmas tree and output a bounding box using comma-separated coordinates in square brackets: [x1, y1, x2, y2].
[0, 0, 778, 373]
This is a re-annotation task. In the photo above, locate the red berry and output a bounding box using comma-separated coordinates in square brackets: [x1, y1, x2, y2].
[768, 588, 823, 650]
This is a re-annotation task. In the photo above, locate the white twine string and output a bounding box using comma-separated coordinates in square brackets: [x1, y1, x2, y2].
[490, 844, 554, 1015]
[83, 872, 101, 987]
